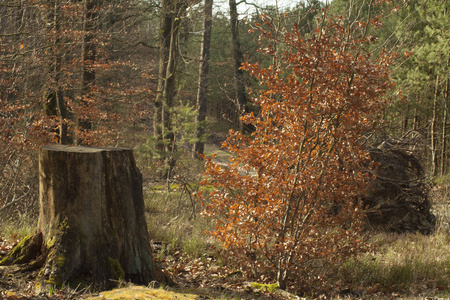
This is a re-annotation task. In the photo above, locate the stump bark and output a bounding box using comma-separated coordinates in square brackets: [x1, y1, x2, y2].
[0, 145, 157, 291]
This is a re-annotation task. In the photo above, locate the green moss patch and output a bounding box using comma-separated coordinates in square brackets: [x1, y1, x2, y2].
[250, 282, 280, 293]
[0, 234, 33, 265]
[108, 257, 125, 280]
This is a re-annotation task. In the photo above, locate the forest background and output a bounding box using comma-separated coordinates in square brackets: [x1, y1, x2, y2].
[0, 0, 449, 298]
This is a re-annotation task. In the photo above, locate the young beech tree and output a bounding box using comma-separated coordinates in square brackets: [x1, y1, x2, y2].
[199, 12, 393, 291]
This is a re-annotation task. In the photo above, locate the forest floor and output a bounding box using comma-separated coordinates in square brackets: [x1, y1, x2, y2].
[0, 139, 449, 299]
[1, 227, 449, 300]
[0, 245, 294, 299]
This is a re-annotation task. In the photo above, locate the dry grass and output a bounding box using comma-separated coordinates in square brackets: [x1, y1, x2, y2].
[340, 231, 450, 296]
[144, 186, 214, 258]
[142, 142, 227, 258]
[0, 213, 35, 240]
[336, 182, 450, 299]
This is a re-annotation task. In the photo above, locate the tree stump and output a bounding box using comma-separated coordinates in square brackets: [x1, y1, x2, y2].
[0, 145, 157, 291]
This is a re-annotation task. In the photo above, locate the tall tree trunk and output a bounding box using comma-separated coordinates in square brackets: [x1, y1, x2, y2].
[403, 102, 409, 133]
[440, 77, 448, 176]
[229, 0, 247, 131]
[193, 0, 212, 158]
[79, 0, 98, 143]
[43, 0, 68, 144]
[431, 73, 440, 177]
[413, 94, 420, 130]
[54, 0, 68, 145]
[155, 0, 175, 140]
[442, 60, 450, 175]
[154, 0, 186, 177]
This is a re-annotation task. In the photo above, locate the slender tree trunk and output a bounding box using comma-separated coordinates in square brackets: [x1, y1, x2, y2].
[440, 78, 448, 176]
[229, 0, 247, 131]
[413, 94, 419, 130]
[54, 0, 68, 144]
[431, 73, 440, 177]
[43, 0, 68, 144]
[154, 0, 186, 177]
[403, 102, 409, 133]
[193, 0, 213, 158]
[156, 0, 173, 170]
[154, 0, 175, 149]
[442, 63, 449, 175]
[79, 0, 97, 142]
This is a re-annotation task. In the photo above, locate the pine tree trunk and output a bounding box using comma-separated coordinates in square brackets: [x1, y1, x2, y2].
[442, 70, 450, 175]
[413, 94, 420, 130]
[431, 73, 440, 176]
[0, 145, 157, 291]
[440, 80, 448, 176]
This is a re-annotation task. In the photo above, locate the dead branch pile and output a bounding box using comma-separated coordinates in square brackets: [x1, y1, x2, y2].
[363, 134, 436, 234]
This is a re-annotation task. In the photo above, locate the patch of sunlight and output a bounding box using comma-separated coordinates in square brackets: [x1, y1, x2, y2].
[88, 286, 198, 300]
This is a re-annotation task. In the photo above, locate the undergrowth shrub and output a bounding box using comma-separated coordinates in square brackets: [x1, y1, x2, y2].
[198, 9, 394, 292]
